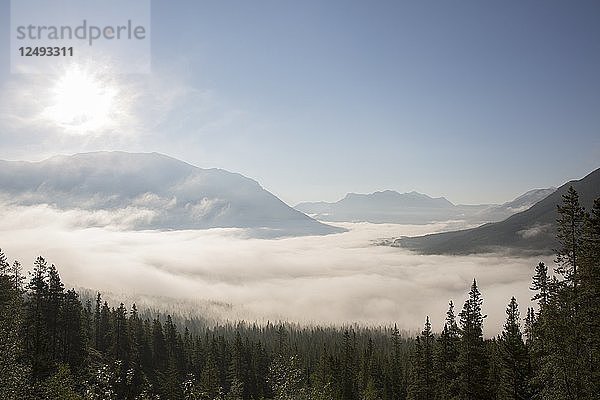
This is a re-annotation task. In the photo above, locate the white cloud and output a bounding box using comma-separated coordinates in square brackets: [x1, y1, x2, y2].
[518, 224, 552, 239]
[0, 204, 551, 335]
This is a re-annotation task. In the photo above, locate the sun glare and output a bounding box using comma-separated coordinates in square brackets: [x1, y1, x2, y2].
[44, 65, 118, 134]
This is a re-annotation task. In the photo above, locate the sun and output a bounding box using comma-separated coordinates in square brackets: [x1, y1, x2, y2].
[44, 65, 119, 134]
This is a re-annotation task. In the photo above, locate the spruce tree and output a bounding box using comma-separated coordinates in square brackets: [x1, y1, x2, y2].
[551, 187, 587, 398]
[530, 262, 549, 308]
[407, 317, 435, 400]
[0, 250, 29, 399]
[112, 303, 129, 361]
[436, 301, 460, 400]
[579, 198, 600, 397]
[61, 289, 85, 369]
[458, 279, 488, 400]
[341, 329, 358, 400]
[9, 260, 25, 293]
[556, 186, 586, 287]
[46, 263, 64, 362]
[389, 323, 407, 400]
[25, 256, 52, 379]
[498, 297, 531, 400]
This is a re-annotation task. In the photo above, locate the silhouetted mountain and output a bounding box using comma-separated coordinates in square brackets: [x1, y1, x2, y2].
[296, 190, 459, 224]
[0, 152, 343, 237]
[296, 188, 555, 225]
[397, 168, 600, 254]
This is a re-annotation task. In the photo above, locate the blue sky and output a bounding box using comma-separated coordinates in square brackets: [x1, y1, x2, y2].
[0, 0, 599, 205]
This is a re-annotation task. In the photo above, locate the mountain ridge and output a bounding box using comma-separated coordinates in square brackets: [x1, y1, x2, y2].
[0, 151, 343, 237]
[396, 167, 600, 254]
[295, 187, 555, 225]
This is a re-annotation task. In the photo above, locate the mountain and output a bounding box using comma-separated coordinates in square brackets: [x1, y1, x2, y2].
[397, 168, 600, 254]
[471, 187, 556, 222]
[0, 152, 343, 237]
[296, 190, 458, 224]
[295, 188, 555, 225]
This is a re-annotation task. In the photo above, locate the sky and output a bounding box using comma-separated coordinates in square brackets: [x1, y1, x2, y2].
[0, 0, 599, 205]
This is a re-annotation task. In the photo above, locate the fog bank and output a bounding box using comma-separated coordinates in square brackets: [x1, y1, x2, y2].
[0, 204, 551, 334]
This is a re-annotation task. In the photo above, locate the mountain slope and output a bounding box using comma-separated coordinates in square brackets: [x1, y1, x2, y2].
[471, 187, 556, 222]
[0, 152, 342, 236]
[397, 168, 600, 254]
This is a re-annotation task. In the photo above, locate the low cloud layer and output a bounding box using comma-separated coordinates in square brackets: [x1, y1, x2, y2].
[0, 203, 552, 335]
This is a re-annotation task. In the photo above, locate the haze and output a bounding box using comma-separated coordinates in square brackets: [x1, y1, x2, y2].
[0, 202, 550, 335]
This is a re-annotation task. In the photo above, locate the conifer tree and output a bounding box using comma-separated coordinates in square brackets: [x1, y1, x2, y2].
[151, 317, 168, 372]
[201, 347, 221, 399]
[93, 292, 102, 351]
[530, 262, 549, 308]
[9, 260, 25, 293]
[25, 256, 51, 379]
[0, 248, 9, 275]
[407, 317, 435, 400]
[548, 187, 587, 398]
[458, 279, 488, 400]
[556, 186, 586, 287]
[498, 297, 531, 400]
[579, 198, 600, 396]
[0, 250, 29, 399]
[436, 301, 460, 400]
[98, 301, 113, 354]
[389, 323, 407, 400]
[46, 263, 64, 362]
[228, 331, 250, 400]
[341, 329, 358, 400]
[62, 289, 86, 369]
[112, 303, 129, 361]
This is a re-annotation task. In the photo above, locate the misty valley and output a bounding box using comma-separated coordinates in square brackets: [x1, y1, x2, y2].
[0, 152, 599, 399]
[1, 2, 599, 399]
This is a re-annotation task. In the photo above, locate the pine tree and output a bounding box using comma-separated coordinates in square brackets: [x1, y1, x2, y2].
[0, 249, 9, 275]
[46, 263, 65, 362]
[556, 186, 586, 287]
[9, 260, 25, 293]
[436, 301, 460, 400]
[62, 289, 86, 369]
[98, 301, 113, 354]
[530, 262, 549, 308]
[498, 297, 531, 400]
[341, 329, 358, 400]
[25, 256, 52, 379]
[0, 250, 29, 399]
[389, 323, 407, 400]
[228, 331, 250, 400]
[549, 187, 587, 398]
[126, 303, 148, 399]
[93, 292, 102, 351]
[579, 197, 600, 397]
[254, 341, 270, 399]
[112, 303, 129, 361]
[151, 317, 168, 372]
[407, 317, 435, 400]
[201, 347, 221, 399]
[458, 279, 488, 400]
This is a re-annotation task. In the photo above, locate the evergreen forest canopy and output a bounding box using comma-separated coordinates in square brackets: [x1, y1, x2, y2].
[0, 187, 599, 400]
